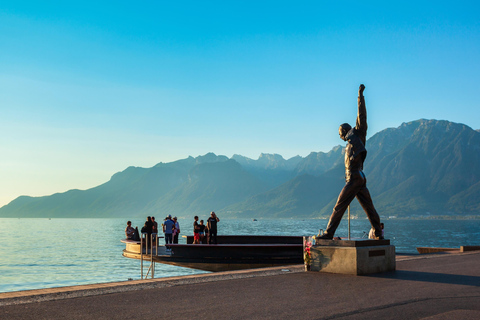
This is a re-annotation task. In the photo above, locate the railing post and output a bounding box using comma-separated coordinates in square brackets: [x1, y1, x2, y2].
[140, 232, 144, 279]
[151, 233, 155, 278]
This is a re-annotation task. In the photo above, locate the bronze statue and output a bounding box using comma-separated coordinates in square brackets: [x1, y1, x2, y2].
[317, 84, 383, 240]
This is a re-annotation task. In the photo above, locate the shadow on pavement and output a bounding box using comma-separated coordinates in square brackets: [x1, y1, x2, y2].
[367, 270, 480, 287]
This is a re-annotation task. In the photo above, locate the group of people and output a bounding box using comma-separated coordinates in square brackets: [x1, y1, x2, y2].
[125, 215, 181, 245]
[125, 212, 220, 246]
[193, 211, 220, 244]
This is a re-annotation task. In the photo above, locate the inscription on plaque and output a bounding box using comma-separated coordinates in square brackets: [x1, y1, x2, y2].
[369, 250, 386, 257]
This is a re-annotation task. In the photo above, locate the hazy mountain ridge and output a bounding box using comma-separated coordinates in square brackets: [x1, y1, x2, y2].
[232, 153, 302, 171]
[293, 146, 344, 176]
[1, 119, 479, 218]
[151, 159, 268, 215]
[226, 119, 480, 218]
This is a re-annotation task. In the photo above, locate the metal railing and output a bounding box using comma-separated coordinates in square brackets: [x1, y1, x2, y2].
[140, 232, 158, 279]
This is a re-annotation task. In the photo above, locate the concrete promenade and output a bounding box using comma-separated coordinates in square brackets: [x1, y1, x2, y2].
[1, 252, 479, 319]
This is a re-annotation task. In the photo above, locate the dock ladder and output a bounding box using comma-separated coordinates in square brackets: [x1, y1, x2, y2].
[140, 232, 158, 279]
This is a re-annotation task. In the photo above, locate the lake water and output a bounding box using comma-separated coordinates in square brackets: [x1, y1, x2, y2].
[0, 217, 479, 293]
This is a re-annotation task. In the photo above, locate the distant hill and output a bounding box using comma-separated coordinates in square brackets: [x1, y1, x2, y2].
[1, 119, 479, 218]
[367, 120, 480, 215]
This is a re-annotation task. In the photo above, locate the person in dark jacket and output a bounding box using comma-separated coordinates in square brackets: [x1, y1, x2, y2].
[206, 211, 220, 244]
[317, 84, 383, 240]
[142, 216, 155, 243]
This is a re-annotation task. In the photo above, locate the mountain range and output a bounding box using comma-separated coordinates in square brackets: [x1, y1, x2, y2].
[1, 119, 479, 219]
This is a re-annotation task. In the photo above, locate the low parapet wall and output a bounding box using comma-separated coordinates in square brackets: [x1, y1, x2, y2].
[461, 246, 480, 252]
[417, 247, 459, 254]
[417, 246, 480, 254]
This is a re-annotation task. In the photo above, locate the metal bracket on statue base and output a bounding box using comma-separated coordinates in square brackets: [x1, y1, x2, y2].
[310, 239, 395, 275]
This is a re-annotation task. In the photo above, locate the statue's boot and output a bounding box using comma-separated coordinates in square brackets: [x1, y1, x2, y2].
[316, 233, 333, 240]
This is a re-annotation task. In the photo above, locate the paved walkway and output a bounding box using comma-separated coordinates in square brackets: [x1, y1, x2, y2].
[1, 252, 479, 319]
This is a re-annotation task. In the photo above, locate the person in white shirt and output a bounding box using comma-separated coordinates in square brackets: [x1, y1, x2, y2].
[173, 217, 181, 244]
[125, 221, 135, 240]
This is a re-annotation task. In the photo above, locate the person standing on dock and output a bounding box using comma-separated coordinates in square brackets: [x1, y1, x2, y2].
[163, 215, 175, 245]
[207, 212, 220, 244]
[142, 216, 154, 241]
[199, 220, 206, 244]
[193, 216, 200, 244]
[317, 84, 383, 240]
[173, 216, 180, 244]
[152, 216, 158, 241]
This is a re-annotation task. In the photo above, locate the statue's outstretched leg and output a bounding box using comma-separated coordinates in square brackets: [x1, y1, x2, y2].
[356, 185, 382, 239]
[319, 175, 363, 239]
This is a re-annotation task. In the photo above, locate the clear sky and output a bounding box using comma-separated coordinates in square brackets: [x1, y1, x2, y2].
[1, 1, 479, 207]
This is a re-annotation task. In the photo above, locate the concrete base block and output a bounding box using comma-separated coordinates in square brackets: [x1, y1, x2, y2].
[310, 245, 396, 275]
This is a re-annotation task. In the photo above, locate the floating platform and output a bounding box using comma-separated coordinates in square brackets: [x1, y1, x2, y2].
[122, 235, 304, 272]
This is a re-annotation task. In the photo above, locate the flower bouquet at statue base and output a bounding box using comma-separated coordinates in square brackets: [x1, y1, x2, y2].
[303, 236, 314, 271]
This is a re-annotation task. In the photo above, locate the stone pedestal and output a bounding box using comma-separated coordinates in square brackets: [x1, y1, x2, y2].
[310, 239, 395, 275]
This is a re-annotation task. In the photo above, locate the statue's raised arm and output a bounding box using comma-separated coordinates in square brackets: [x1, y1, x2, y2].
[355, 84, 367, 143]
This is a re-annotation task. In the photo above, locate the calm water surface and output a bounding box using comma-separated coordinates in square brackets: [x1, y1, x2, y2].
[0, 217, 478, 293]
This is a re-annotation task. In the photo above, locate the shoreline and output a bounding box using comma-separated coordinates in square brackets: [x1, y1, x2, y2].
[1, 251, 476, 307]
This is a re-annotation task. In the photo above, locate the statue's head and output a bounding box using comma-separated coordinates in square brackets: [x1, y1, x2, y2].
[338, 123, 351, 141]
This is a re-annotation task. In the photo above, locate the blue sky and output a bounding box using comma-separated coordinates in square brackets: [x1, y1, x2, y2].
[1, 1, 479, 207]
